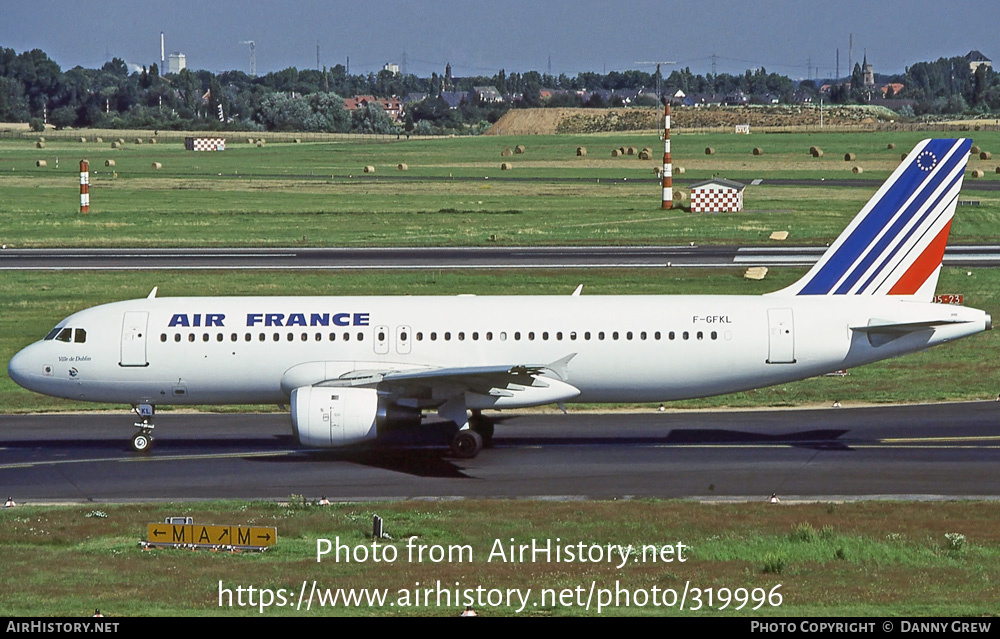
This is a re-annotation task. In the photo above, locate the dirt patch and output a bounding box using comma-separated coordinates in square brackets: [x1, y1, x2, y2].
[486, 105, 900, 135]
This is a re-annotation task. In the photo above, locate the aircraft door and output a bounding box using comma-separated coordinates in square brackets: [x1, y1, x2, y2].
[396, 325, 411, 354]
[374, 325, 390, 355]
[766, 308, 796, 364]
[120, 311, 149, 367]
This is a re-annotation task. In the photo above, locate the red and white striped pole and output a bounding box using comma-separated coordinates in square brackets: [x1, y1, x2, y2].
[661, 103, 672, 210]
[79, 160, 90, 214]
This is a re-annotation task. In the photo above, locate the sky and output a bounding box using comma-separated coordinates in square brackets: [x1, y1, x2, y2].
[2, 0, 998, 80]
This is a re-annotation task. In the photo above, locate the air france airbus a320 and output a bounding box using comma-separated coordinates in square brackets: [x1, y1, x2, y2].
[8, 139, 991, 458]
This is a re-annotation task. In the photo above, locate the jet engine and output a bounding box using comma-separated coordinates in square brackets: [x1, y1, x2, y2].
[290, 386, 421, 447]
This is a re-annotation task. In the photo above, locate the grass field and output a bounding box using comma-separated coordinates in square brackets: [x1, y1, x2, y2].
[2, 500, 998, 616]
[2, 130, 1000, 247]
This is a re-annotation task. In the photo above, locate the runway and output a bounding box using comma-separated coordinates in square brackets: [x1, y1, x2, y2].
[2, 402, 998, 502]
[3, 245, 1000, 270]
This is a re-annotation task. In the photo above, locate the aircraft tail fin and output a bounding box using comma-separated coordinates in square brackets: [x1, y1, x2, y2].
[770, 138, 972, 301]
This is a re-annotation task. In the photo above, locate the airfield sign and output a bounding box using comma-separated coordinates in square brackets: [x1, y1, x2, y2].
[146, 521, 277, 550]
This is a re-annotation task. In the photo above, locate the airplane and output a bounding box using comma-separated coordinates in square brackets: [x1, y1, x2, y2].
[7, 138, 991, 459]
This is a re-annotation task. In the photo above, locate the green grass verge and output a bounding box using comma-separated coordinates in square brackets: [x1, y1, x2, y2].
[1, 500, 998, 616]
[2, 130, 999, 247]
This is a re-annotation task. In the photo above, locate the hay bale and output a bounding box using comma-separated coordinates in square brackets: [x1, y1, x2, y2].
[294, 138, 302, 144]
[37, 137, 45, 143]
[95, 137, 103, 143]
[149, 138, 157, 144]
[501, 148, 513, 157]
[247, 138, 256, 144]
[705, 147, 715, 155]
[971, 145, 981, 155]
[810, 147, 824, 158]
[134, 138, 143, 144]
[676, 166, 685, 174]
[672, 190, 688, 202]
[769, 231, 789, 241]
[35, 141, 44, 149]
[151, 162, 162, 169]
[104, 159, 115, 167]
[111, 142, 120, 149]
[642, 147, 652, 154]
[638, 150, 651, 160]
[576, 146, 587, 156]
[611, 149, 622, 157]
[971, 169, 985, 178]
[901, 153, 907, 161]
[619, 147, 627, 155]
[887, 143, 896, 150]
[35, 160, 47, 167]
[752, 147, 764, 155]
[79, 137, 87, 143]
[852, 166, 864, 174]
[118, 138, 125, 144]
[500, 162, 513, 170]
[397, 163, 408, 171]
[627, 146, 637, 156]
[514, 145, 526, 154]
[363, 165, 375, 173]
[844, 152, 856, 161]
[995, 166, 1000, 174]
[256, 141, 264, 147]
[980, 151, 992, 160]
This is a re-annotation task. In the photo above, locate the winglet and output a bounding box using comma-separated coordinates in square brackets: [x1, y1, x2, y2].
[769, 138, 972, 301]
[147, 287, 158, 299]
[544, 353, 577, 381]
[572, 284, 583, 297]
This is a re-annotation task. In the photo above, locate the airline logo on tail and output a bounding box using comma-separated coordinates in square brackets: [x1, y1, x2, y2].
[774, 138, 972, 301]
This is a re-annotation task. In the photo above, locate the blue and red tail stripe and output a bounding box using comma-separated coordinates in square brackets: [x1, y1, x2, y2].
[772, 138, 971, 300]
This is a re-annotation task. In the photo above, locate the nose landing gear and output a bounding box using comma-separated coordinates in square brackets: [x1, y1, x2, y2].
[131, 404, 155, 453]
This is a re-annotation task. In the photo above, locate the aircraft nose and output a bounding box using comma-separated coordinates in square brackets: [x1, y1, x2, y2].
[8, 345, 45, 391]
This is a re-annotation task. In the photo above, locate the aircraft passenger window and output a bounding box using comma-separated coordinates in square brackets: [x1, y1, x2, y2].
[329, 333, 336, 341]
[683, 332, 689, 340]
[669, 331, 675, 340]
[485, 332, 492, 341]
[401, 331, 408, 341]
[458, 332, 465, 341]
[445, 332, 452, 341]
[232, 334, 238, 342]
[499, 332, 506, 341]
[74, 329, 87, 343]
[711, 331, 718, 340]
[613, 332, 619, 340]
[174, 334, 181, 342]
[528, 332, 535, 341]
[378, 330, 386, 341]
[161, 334, 167, 342]
[598, 331, 605, 340]
[188, 334, 195, 342]
[357, 332, 364, 341]
[514, 332, 521, 340]
[315, 333, 321, 341]
[430, 332, 437, 341]
[697, 332, 704, 340]
[557, 332, 563, 340]
[655, 331, 661, 340]
[472, 332, 479, 340]
[570, 332, 576, 340]
[273, 333, 280, 342]
[56, 328, 73, 342]
[640, 331, 647, 340]
[45, 327, 61, 340]
[287, 333, 294, 342]
[216, 334, 224, 342]
[541, 332, 548, 340]
[626, 331, 633, 340]
[584, 331, 591, 340]
[202, 333, 209, 342]
[343, 333, 350, 341]
[259, 333, 265, 341]
[416, 332, 423, 341]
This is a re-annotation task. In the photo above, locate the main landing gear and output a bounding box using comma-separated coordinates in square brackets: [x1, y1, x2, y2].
[131, 404, 155, 453]
[448, 411, 495, 459]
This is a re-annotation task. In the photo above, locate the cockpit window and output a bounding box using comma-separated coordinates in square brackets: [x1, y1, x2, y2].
[47, 327, 86, 343]
[74, 329, 87, 343]
[55, 328, 74, 342]
[44, 327, 62, 340]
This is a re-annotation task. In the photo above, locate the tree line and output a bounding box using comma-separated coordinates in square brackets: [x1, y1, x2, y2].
[1, 46, 998, 134]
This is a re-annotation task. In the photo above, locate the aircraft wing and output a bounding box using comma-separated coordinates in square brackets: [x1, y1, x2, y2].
[851, 318, 973, 334]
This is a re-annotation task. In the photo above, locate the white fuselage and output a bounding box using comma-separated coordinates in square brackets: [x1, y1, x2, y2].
[8, 294, 990, 407]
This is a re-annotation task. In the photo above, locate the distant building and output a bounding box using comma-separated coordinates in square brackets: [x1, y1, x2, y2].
[473, 86, 503, 103]
[168, 52, 186, 74]
[862, 54, 875, 88]
[382, 62, 399, 75]
[342, 95, 404, 121]
[966, 50, 992, 72]
[690, 178, 745, 213]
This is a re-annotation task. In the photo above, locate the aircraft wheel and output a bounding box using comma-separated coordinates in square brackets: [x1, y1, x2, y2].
[470, 419, 494, 448]
[132, 431, 154, 453]
[450, 430, 483, 459]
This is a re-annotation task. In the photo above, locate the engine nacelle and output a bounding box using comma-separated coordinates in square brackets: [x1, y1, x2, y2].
[290, 386, 421, 448]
